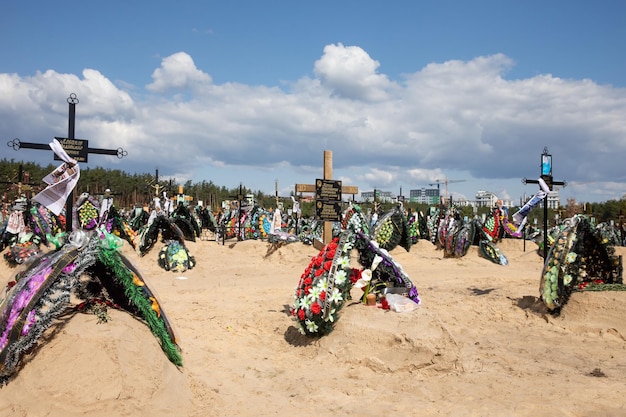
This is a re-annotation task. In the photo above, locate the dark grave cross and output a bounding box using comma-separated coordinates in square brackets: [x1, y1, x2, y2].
[6, 93, 128, 231]
[215, 183, 246, 245]
[229, 183, 246, 242]
[294, 150, 359, 245]
[522, 147, 566, 258]
[146, 168, 169, 198]
[0, 164, 40, 199]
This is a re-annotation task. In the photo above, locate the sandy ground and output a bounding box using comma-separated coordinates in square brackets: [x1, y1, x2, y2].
[1, 236, 625, 417]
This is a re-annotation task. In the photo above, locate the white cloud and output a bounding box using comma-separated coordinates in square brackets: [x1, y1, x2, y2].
[146, 52, 212, 93]
[313, 43, 397, 101]
[2, 48, 625, 203]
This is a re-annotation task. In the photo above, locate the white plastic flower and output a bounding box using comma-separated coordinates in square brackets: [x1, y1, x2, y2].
[337, 256, 350, 269]
[308, 285, 322, 299]
[327, 308, 336, 322]
[371, 255, 383, 271]
[327, 287, 343, 304]
[334, 269, 348, 285]
[305, 319, 319, 333]
[353, 269, 372, 289]
[301, 295, 313, 308]
[316, 277, 329, 292]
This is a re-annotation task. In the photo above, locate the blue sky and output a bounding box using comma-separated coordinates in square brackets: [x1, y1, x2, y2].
[1, 0, 625, 206]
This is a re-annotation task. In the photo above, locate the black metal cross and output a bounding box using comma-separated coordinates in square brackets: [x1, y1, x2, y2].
[522, 147, 567, 257]
[6, 93, 128, 231]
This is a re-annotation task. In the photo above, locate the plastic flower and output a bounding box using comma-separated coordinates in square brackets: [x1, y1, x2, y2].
[316, 277, 329, 292]
[300, 294, 312, 308]
[353, 269, 372, 289]
[563, 274, 573, 285]
[349, 268, 361, 284]
[328, 287, 343, 304]
[566, 252, 577, 263]
[305, 319, 319, 333]
[310, 302, 322, 315]
[308, 285, 322, 299]
[337, 256, 350, 269]
[326, 308, 336, 322]
[334, 269, 348, 285]
[371, 254, 383, 271]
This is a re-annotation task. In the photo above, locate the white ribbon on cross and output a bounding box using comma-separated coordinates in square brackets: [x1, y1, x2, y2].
[32, 139, 81, 216]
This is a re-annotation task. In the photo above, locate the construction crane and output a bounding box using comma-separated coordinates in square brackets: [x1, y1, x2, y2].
[429, 178, 467, 204]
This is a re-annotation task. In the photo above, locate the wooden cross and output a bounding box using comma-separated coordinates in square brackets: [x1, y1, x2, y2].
[6, 93, 127, 231]
[294, 150, 359, 244]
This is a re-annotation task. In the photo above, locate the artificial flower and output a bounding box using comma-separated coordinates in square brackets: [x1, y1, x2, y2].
[316, 278, 328, 292]
[334, 269, 348, 285]
[327, 287, 343, 304]
[353, 269, 372, 289]
[305, 319, 319, 333]
[310, 302, 322, 315]
[563, 274, 573, 285]
[371, 255, 383, 271]
[337, 256, 350, 269]
[566, 252, 577, 263]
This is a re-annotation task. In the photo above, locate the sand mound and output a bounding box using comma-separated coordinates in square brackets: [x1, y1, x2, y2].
[1, 239, 625, 417]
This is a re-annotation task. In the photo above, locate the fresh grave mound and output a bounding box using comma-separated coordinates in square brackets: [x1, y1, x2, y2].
[0, 309, 190, 416]
[317, 296, 461, 376]
[552, 291, 626, 340]
[0, 229, 182, 385]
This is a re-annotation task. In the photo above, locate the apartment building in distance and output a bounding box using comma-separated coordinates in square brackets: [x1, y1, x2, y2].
[408, 187, 440, 205]
[361, 190, 395, 203]
[361, 187, 560, 210]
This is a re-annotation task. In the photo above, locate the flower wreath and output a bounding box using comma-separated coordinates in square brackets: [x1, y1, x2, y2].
[105, 205, 137, 249]
[291, 231, 354, 336]
[73, 193, 100, 230]
[371, 208, 406, 252]
[407, 211, 421, 244]
[354, 232, 421, 305]
[502, 217, 524, 238]
[451, 220, 475, 258]
[341, 203, 370, 236]
[426, 208, 440, 244]
[158, 240, 196, 273]
[481, 209, 501, 242]
[540, 215, 623, 312]
[256, 210, 271, 239]
[291, 204, 422, 337]
[478, 239, 508, 265]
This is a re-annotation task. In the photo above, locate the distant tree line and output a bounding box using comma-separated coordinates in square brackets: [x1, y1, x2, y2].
[0, 158, 265, 212]
[2, 158, 626, 226]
